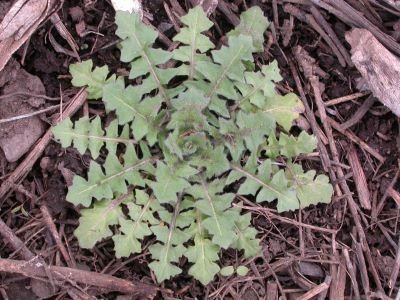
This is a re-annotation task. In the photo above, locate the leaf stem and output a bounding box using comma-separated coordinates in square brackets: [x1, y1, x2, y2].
[58, 132, 137, 144]
[200, 178, 223, 236]
[230, 163, 282, 197]
[206, 44, 246, 100]
[77, 157, 158, 196]
[162, 194, 182, 265]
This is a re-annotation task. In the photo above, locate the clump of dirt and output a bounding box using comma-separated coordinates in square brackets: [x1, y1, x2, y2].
[0, 59, 46, 162]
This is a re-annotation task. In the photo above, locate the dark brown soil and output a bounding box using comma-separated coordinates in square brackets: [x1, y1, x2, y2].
[0, 1, 399, 299]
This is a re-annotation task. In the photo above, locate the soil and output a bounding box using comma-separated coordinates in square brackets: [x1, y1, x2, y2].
[0, 0, 399, 299]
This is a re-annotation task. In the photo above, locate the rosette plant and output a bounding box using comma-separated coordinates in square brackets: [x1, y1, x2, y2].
[53, 6, 333, 284]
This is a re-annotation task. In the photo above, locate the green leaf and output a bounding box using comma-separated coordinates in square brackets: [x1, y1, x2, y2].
[288, 164, 333, 209]
[218, 118, 246, 162]
[171, 88, 210, 112]
[66, 145, 149, 207]
[69, 60, 115, 99]
[173, 6, 214, 79]
[74, 197, 124, 248]
[149, 200, 187, 282]
[266, 131, 317, 159]
[195, 35, 255, 115]
[186, 234, 220, 285]
[187, 179, 237, 248]
[228, 6, 269, 52]
[115, 11, 173, 103]
[236, 266, 249, 276]
[205, 145, 231, 178]
[232, 213, 261, 258]
[115, 11, 158, 62]
[149, 243, 186, 282]
[112, 191, 160, 257]
[220, 266, 234, 276]
[263, 93, 304, 131]
[103, 82, 162, 143]
[168, 88, 210, 133]
[149, 161, 190, 204]
[52, 117, 131, 159]
[236, 71, 276, 109]
[236, 111, 275, 152]
[232, 162, 299, 213]
[262, 60, 283, 82]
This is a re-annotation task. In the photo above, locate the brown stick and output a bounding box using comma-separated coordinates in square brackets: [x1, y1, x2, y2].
[326, 0, 400, 56]
[331, 256, 346, 300]
[310, 76, 367, 244]
[310, 5, 353, 66]
[288, 58, 332, 173]
[234, 202, 337, 234]
[0, 218, 34, 260]
[0, 258, 159, 298]
[40, 205, 75, 268]
[297, 276, 331, 300]
[375, 170, 399, 217]
[340, 95, 375, 130]
[354, 241, 371, 298]
[389, 237, 400, 290]
[347, 144, 371, 210]
[310, 0, 354, 25]
[363, 242, 384, 291]
[168, 0, 186, 16]
[305, 14, 347, 67]
[217, 1, 240, 26]
[325, 92, 370, 107]
[388, 187, 400, 205]
[327, 117, 385, 163]
[0, 88, 87, 200]
[0, 204, 91, 299]
[343, 249, 361, 300]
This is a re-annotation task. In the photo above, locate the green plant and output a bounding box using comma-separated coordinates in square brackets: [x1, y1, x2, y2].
[52, 6, 333, 285]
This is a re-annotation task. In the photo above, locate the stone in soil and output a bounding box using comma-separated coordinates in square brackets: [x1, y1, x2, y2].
[0, 59, 46, 162]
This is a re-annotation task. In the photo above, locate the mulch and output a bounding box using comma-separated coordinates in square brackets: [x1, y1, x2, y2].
[0, 0, 399, 299]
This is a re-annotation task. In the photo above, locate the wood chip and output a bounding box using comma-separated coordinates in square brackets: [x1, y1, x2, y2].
[346, 28, 400, 117]
[347, 144, 371, 210]
[0, 0, 59, 72]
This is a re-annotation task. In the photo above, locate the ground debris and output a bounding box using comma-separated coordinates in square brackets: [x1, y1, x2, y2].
[346, 28, 400, 117]
[0, 59, 45, 162]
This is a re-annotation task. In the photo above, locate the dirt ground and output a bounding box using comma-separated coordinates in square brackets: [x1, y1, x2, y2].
[0, 0, 399, 299]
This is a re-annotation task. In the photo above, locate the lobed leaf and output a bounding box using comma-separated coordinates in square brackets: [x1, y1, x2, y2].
[287, 163, 333, 209]
[195, 35, 255, 116]
[149, 161, 191, 204]
[186, 234, 220, 285]
[227, 6, 269, 52]
[74, 196, 125, 248]
[266, 131, 317, 159]
[115, 11, 175, 103]
[187, 179, 237, 248]
[112, 190, 162, 257]
[69, 60, 115, 99]
[103, 81, 162, 143]
[236, 111, 275, 152]
[149, 200, 189, 282]
[173, 6, 214, 79]
[66, 145, 150, 207]
[52, 117, 131, 159]
[231, 213, 261, 258]
[231, 161, 300, 213]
